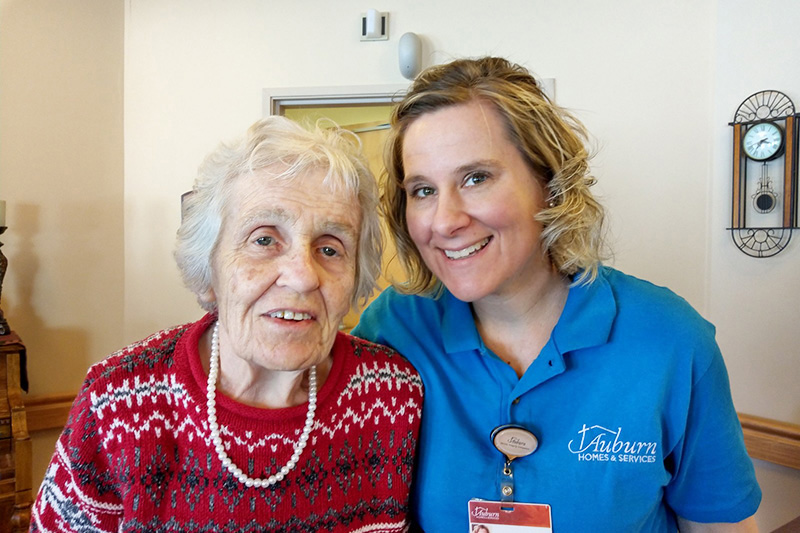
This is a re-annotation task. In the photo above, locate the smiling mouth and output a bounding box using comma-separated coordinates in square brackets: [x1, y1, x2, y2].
[443, 237, 490, 260]
[267, 310, 313, 321]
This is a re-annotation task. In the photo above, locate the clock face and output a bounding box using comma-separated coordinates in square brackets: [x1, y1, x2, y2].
[743, 121, 784, 161]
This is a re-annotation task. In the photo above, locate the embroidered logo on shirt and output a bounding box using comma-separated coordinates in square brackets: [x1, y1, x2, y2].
[567, 424, 657, 464]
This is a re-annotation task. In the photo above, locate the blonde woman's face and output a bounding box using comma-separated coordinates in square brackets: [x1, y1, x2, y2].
[401, 100, 550, 303]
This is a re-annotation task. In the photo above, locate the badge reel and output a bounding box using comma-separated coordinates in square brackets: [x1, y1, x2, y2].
[490, 424, 538, 502]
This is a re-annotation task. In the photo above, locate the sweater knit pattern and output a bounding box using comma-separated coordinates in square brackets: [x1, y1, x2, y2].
[30, 316, 423, 532]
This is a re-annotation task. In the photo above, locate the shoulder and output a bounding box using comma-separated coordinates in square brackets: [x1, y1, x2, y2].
[65, 317, 208, 441]
[361, 285, 446, 320]
[82, 317, 203, 390]
[602, 267, 713, 336]
[336, 332, 424, 396]
[340, 332, 421, 374]
[354, 286, 452, 346]
[594, 268, 722, 378]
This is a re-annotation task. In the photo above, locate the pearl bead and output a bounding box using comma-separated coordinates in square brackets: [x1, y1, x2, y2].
[206, 320, 317, 488]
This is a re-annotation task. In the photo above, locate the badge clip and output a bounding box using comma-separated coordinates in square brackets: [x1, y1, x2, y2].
[490, 424, 538, 502]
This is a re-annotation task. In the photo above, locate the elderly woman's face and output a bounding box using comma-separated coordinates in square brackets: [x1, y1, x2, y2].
[209, 165, 360, 372]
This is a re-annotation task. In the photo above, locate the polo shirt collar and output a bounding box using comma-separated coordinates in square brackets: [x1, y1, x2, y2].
[552, 267, 616, 354]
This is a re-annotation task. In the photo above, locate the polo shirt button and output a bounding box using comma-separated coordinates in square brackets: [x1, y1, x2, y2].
[512, 397, 521, 405]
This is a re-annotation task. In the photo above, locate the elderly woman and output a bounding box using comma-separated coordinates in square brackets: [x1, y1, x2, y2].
[31, 117, 423, 532]
[353, 57, 760, 531]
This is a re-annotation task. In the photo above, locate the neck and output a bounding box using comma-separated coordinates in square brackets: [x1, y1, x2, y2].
[472, 267, 569, 377]
[199, 324, 331, 409]
[220, 366, 311, 409]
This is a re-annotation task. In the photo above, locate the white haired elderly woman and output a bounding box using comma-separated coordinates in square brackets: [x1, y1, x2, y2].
[31, 117, 423, 532]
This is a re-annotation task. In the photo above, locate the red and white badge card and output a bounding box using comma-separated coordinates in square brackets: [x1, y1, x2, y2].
[468, 499, 552, 532]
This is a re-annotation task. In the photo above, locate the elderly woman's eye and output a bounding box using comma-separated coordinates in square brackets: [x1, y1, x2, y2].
[320, 246, 339, 257]
[255, 236, 274, 246]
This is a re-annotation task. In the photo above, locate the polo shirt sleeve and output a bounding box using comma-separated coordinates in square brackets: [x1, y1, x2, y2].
[352, 290, 393, 347]
[664, 344, 761, 522]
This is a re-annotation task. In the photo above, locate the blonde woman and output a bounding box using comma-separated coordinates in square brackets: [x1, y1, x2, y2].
[354, 57, 760, 532]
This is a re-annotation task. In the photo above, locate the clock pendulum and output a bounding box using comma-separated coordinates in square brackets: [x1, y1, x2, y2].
[752, 163, 777, 214]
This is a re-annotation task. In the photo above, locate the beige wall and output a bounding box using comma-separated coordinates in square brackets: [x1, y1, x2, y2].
[0, 0, 125, 497]
[0, 0, 124, 392]
[1, 0, 799, 528]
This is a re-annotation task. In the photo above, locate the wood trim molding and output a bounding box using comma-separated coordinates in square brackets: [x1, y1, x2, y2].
[739, 412, 800, 470]
[25, 394, 74, 433]
[22, 395, 800, 471]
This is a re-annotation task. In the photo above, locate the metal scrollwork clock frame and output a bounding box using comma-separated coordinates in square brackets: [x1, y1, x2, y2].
[729, 90, 799, 257]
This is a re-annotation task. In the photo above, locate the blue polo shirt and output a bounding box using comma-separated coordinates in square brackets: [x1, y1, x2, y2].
[353, 267, 760, 531]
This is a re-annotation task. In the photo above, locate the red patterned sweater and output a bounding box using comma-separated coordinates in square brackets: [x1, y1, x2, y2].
[31, 314, 423, 532]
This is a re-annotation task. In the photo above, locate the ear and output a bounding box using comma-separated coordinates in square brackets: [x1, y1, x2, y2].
[198, 286, 217, 309]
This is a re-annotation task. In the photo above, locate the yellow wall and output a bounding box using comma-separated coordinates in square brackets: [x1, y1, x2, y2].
[284, 105, 392, 128]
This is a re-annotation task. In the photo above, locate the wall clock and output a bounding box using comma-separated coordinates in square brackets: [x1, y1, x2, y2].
[729, 90, 798, 257]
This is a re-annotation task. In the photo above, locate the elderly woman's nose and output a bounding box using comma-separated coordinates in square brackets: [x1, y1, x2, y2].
[277, 247, 321, 291]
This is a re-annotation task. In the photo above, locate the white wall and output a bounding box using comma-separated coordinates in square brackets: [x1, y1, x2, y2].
[710, 0, 800, 427]
[708, 1, 800, 526]
[1, 0, 797, 528]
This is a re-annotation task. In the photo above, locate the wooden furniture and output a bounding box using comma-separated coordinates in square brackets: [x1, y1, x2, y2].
[773, 515, 800, 532]
[0, 333, 30, 533]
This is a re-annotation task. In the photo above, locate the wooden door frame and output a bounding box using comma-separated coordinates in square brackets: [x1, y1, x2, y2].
[263, 84, 409, 117]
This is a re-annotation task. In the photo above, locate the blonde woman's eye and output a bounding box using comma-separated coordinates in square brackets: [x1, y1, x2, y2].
[465, 172, 488, 186]
[412, 186, 435, 198]
[255, 236, 274, 246]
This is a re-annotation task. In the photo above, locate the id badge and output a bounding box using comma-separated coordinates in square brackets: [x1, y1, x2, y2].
[468, 500, 552, 532]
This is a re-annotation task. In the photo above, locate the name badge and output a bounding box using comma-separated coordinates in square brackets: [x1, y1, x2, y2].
[490, 424, 538, 502]
[491, 425, 538, 461]
[468, 499, 552, 532]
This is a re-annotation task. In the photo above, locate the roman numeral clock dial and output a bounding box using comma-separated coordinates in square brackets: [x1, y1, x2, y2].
[742, 121, 784, 162]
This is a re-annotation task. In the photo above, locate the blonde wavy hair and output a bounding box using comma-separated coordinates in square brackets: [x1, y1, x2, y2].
[383, 56, 607, 295]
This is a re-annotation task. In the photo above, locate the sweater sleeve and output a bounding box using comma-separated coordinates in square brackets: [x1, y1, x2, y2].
[30, 373, 124, 533]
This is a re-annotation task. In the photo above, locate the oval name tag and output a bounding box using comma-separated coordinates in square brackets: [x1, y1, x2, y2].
[491, 424, 539, 460]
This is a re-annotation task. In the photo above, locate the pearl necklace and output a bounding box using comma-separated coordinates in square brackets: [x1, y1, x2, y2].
[206, 321, 317, 488]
